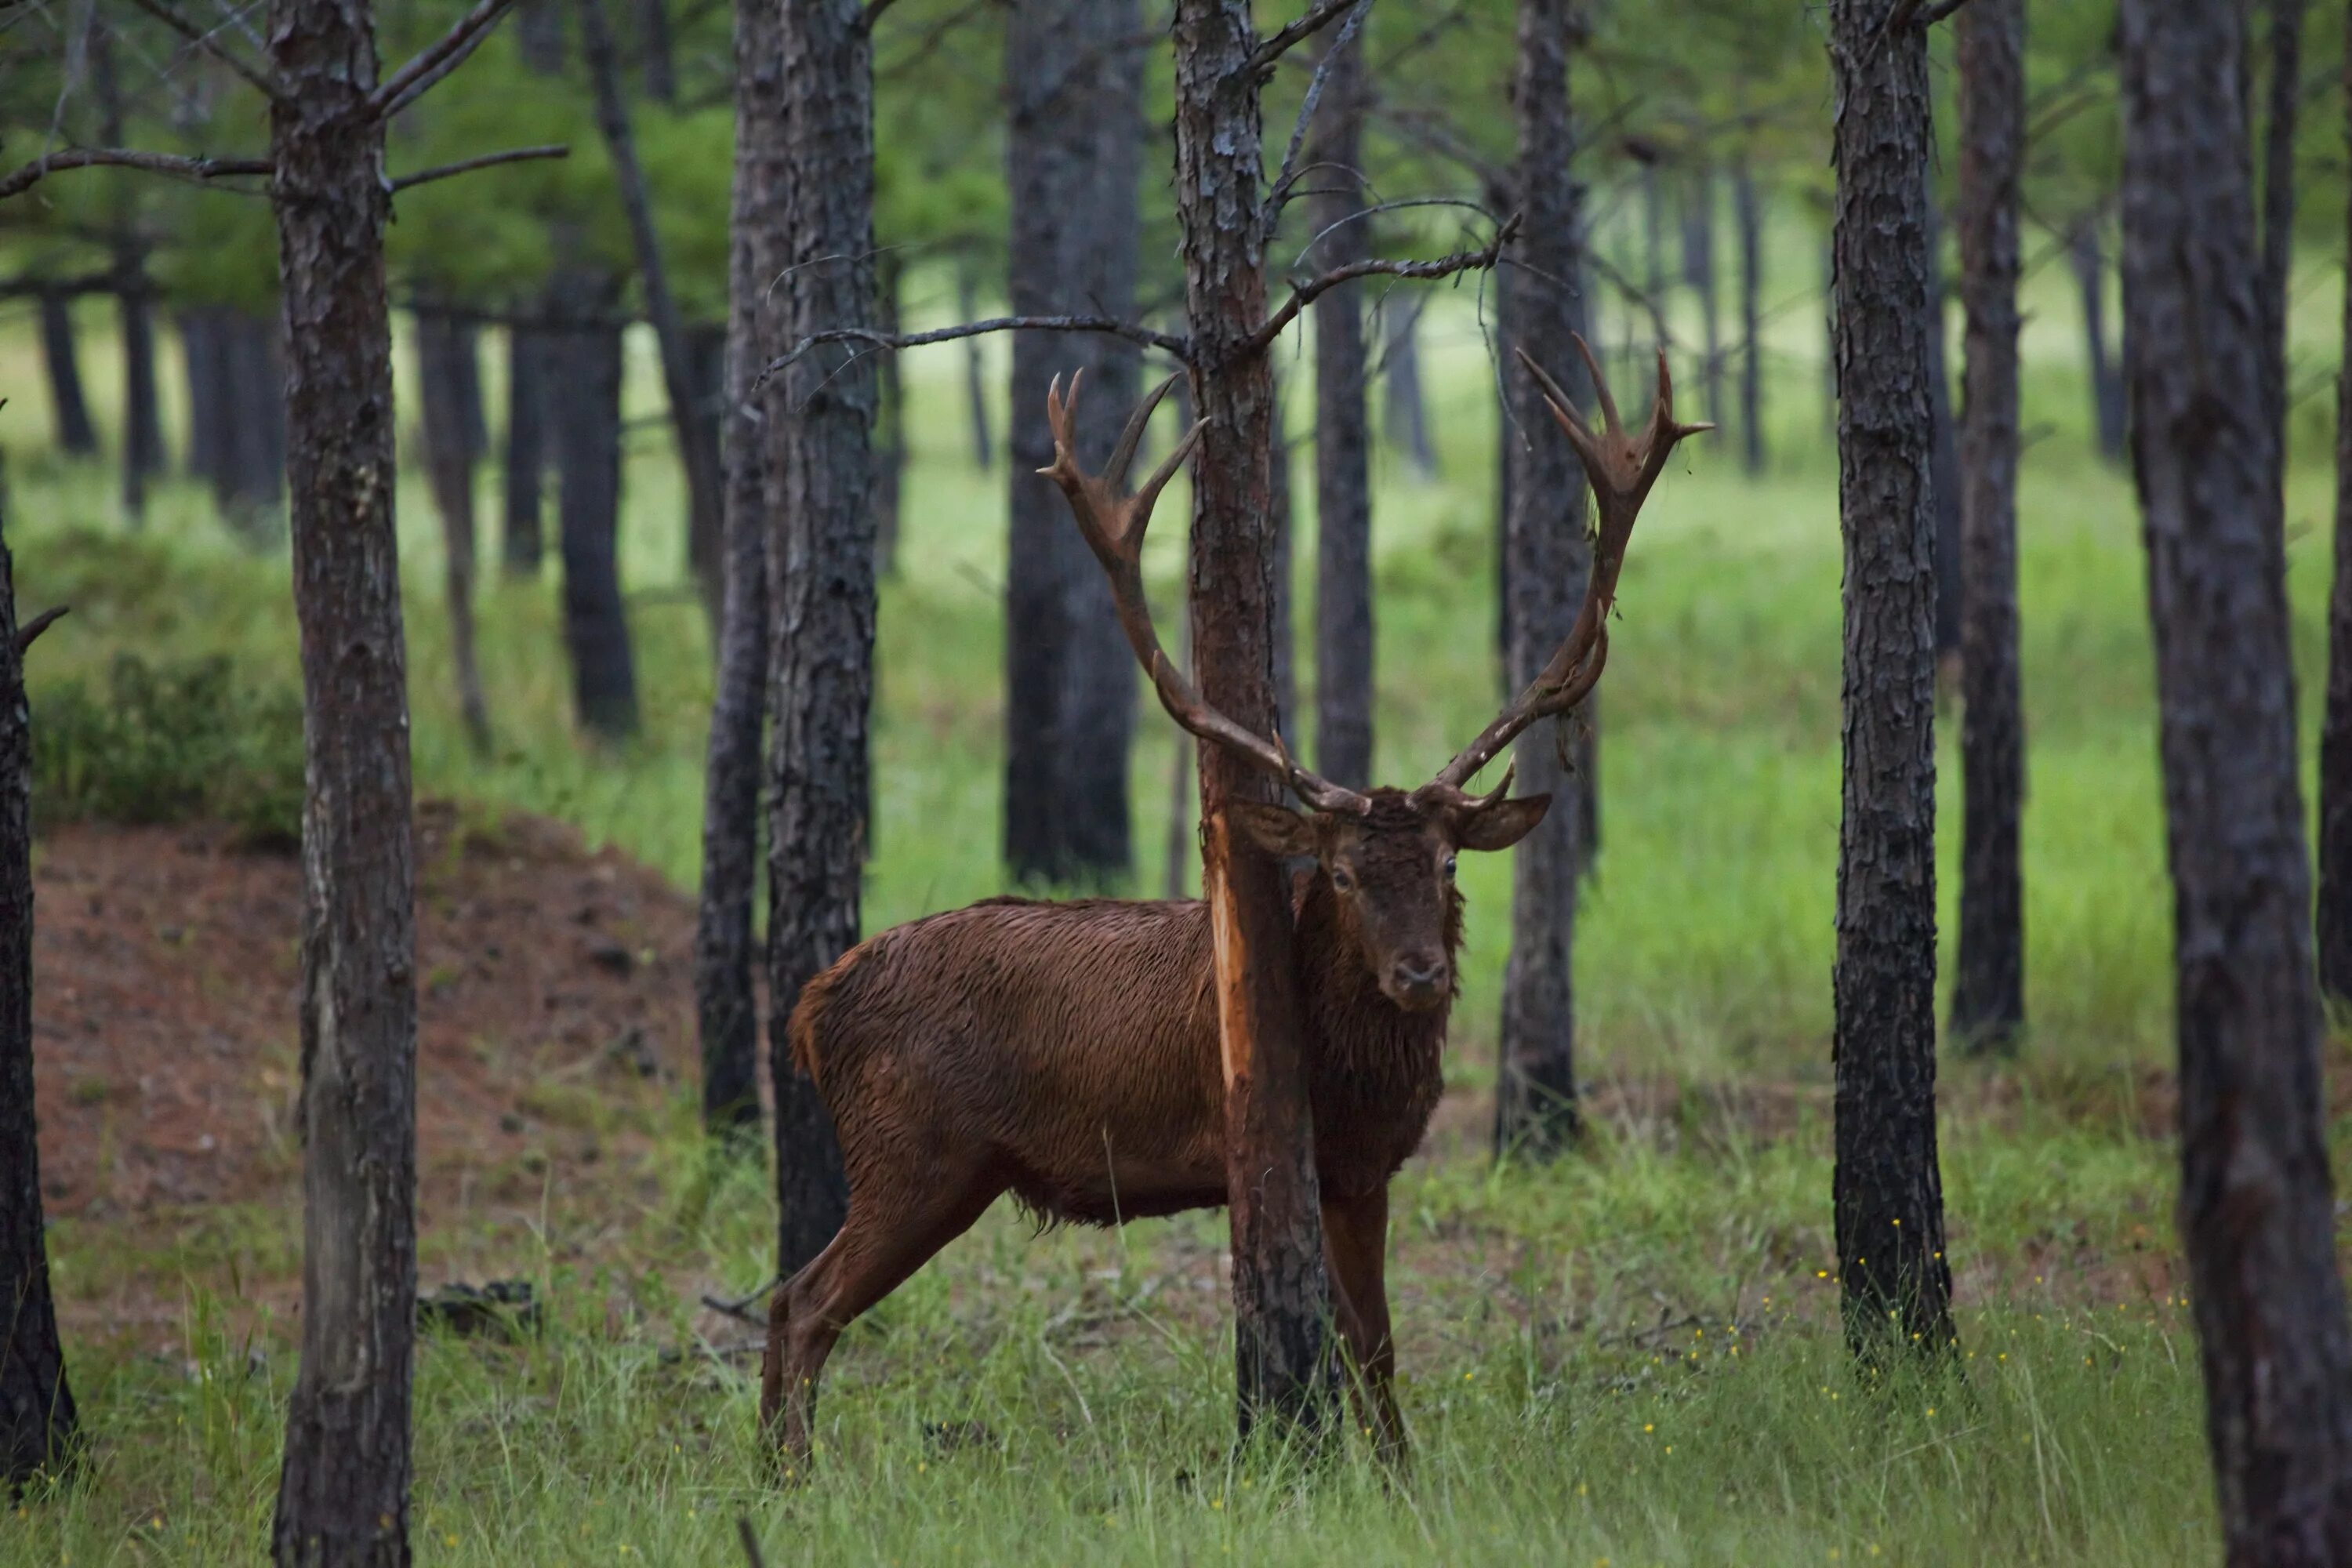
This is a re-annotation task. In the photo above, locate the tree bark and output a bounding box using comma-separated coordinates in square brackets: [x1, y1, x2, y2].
[92, 27, 162, 520]
[37, 292, 97, 457]
[1828, 0, 1958, 1362]
[2256, 0, 2304, 482]
[2123, 5, 2352, 1558]
[1381, 296, 1436, 477]
[1924, 195, 1964, 660]
[181, 308, 229, 499]
[1003, 0, 1143, 887]
[2318, 7, 2352, 1007]
[550, 285, 639, 741]
[873, 254, 904, 578]
[2068, 221, 2129, 462]
[639, 0, 676, 101]
[415, 309, 493, 757]
[956, 260, 994, 471]
[695, 0, 784, 1152]
[1309, 25, 1374, 793]
[264, 0, 421, 1555]
[764, 0, 870, 1276]
[1269, 372, 1298, 739]
[580, 0, 727, 622]
[1172, 0, 1334, 1443]
[1733, 158, 1766, 474]
[1493, 0, 1590, 1160]
[503, 327, 548, 575]
[1681, 167, 1722, 426]
[0, 518, 75, 1494]
[1951, 0, 2026, 1054]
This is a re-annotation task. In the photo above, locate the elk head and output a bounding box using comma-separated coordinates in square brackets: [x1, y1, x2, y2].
[1037, 340, 1708, 1011]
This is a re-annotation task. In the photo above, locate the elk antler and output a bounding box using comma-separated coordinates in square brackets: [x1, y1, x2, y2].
[1040, 370, 1374, 818]
[1419, 337, 1711, 800]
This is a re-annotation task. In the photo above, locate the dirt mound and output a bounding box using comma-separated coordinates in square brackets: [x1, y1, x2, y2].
[30, 802, 701, 1319]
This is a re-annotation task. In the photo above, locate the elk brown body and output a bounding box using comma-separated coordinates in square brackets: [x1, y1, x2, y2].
[758, 344, 1704, 1469]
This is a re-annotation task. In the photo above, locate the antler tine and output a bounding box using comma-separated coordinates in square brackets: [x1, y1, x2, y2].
[1103, 372, 1181, 491]
[1575, 332, 1620, 435]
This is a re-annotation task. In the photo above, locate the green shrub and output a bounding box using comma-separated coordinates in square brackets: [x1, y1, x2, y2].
[33, 653, 304, 848]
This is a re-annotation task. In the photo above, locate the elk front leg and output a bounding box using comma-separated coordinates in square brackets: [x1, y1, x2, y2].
[1322, 1185, 1406, 1463]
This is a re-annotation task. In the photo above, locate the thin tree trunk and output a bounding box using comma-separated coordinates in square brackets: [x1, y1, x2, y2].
[2257, 0, 2304, 483]
[181, 308, 229, 499]
[1494, 0, 1589, 1160]
[1270, 373, 1298, 739]
[2124, 2, 2352, 1556]
[1004, 0, 1142, 887]
[764, 0, 872, 1276]
[873, 253, 904, 578]
[37, 292, 97, 457]
[518, 0, 565, 67]
[503, 328, 548, 574]
[265, 0, 420, 1553]
[2069, 220, 2128, 462]
[1310, 24, 1374, 793]
[581, 0, 727, 622]
[416, 310, 493, 756]
[1682, 166, 1722, 425]
[1641, 160, 1665, 320]
[550, 291, 639, 740]
[0, 520, 75, 1493]
[1381, 296, 1436, 477]
[695, 0, 783, 1152]
[1733, 158, 1766, 474]
[1173, 0, 1334, 1443]
[92, 27, 161, 519]
[2318, 5, 2352, 1007]
[1951, 0, 2026, 1054]
[640, 0, 676, 101]
[1828, 0, 1958, 1363]
[1924, 195, 1964, 660]
[957, 260, 993, 471]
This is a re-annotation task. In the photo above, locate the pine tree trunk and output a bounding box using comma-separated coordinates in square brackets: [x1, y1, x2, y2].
[764, 0, 872, 1276]
[1001, 0, 1142, 886]
[517, 0, 564, 68]
[2124, 2, 2352, 1555]
[503, 327, 548, 575]
[1828, 0, 1958, 1362]
[181, 308, 229, 500]
[2257, 0, 2305, 475]
[1309, 26, 1374, 793]
[695, 0, 785, 1152]
[956, 260, 993, 471]
[1923, 196, 1964, 660]
[873, 255, 904, 579]
[37, 293, 97, 457]
[2068, 221, 2128, 461]
[416, 310, 493, 756]
[0, 524, 75, 1493]
[550, 291, 639, 741]
[1269, 372, 1298, 739]
[1682, 167, 1722, 426]
[1381, 296, 1436, 477]
[118, 274, 162, 518]
[1951, 0, 2026, 1054]
[639, 0, 676, 101]
[1493, 0, 1590, 1160]
[264, 0, 421, 1553]
[1733, 158, 1766, 474]
[2318, 5, 2352, 1007]
[1172, 0, 1334, 1443]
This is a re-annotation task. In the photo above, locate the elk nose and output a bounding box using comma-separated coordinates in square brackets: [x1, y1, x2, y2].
[1389, 952, 1449, 1006]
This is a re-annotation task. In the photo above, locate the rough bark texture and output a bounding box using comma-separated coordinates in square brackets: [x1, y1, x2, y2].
[2123, 3, 2352, 1558]
[0, 524, 75, 1493]
[183, 307, 289, 533]
[2256, 0, 2304, 474]
[694, 0, 783, 1150]
[264, 0, 420, 1556]
[1923, 196, 1964, 660]
[1493, 0, 1590, 1160]
[2070, 221, 2129, 463]
[1172, 0, 1334, 1443]
[1003, 0, 1143, 887]
[503, 328, 547, 575]
[37, 293, 97, 456]
[550, 291, 639, 741]
[764, 0, 870, 1276]
[581, 0, 726, 619]
[1309, 27, 1374, 793]
[1381, 297, 1436, 477]
[1733, 158, 1766, 475]
[416, 310, 492, 757]
[2319, 6, 2352, 1006]
[1828, 0, 1958, 1361]
[1951, 0, 2026, 1053]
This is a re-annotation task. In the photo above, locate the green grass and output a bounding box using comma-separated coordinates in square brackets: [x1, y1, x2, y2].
[0, 245, 2346, 1563]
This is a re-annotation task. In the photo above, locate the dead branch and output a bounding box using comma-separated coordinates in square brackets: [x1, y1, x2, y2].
[15, 607, 67, 654]
[1261, 0, 1370, 227]
[1247, 0, 1357, 72]
[0, 147, 271, 202]
[1239, 210, 1519, 361]
[124, 0, 288, 100]
[370, 0, 519, 118]
[387, 143, 567, 193]
[757, 315, 1192, 391]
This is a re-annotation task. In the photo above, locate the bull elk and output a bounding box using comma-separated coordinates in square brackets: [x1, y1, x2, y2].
[759, 340, 1707, 1466]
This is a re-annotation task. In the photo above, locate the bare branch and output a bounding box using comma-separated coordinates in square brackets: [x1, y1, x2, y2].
[1239, 211, 1520, 361]
[1261, 0, 1370, 228]
[387, 143, 567, 192]
[0, 147, 270, 202]
[1289, 194, 1497, 270]
[370, 0, 518, 118]
[1247, 0, 1356, 73]
[757, 315, 1191, 391]
[124, 0, 286, 99]
[15, 607, 67, 654]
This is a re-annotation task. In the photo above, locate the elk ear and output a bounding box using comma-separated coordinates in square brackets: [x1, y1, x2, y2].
[1229, 800, 1318, 859]
[1454, 793, 1552, 853]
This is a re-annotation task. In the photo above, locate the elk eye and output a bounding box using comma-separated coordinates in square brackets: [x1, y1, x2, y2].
[1330, 866, 1356, 893]
[1443, 855, 1457, 880]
